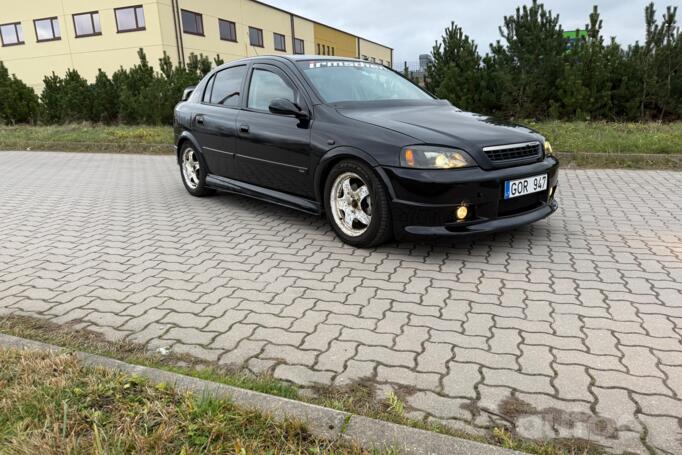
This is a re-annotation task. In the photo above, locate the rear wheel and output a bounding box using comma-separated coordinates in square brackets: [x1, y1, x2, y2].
[324, 160, 392, 248]
[180, 143, 214, 197]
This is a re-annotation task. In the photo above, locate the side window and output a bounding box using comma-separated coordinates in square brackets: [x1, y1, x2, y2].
[209, 65, 246, 106]
[247, 68, 297, 111]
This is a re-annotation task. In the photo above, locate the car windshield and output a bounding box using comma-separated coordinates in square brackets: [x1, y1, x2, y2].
[298, 60, 432, 103]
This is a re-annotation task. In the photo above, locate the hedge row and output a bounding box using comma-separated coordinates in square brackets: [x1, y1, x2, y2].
[0, 50, 222, 125]
[2, 1, 682, 124]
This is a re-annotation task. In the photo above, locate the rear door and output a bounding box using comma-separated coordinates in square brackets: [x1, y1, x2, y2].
[235, 63, 313, 197]
[192, 64, 247, 179]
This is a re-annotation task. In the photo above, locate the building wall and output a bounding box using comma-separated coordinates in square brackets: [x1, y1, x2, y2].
[0, 0, 172, 92]
[292, 16, 315, 56]
[0, 0, 392, 92]
[313, 23, 357, 58]
[359, 38, 393, 67]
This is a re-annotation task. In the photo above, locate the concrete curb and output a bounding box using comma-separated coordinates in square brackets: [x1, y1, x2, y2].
[0, 333, 521, 455]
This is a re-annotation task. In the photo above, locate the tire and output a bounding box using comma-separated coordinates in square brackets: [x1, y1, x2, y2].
[179, 143, 214, 197]
[324, 159, 393, 248]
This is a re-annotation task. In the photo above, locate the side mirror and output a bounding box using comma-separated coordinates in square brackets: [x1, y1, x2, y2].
[269, 98, 309, 119]
[182, 86, 196, 102]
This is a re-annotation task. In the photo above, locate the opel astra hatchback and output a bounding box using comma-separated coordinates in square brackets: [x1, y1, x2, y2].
[174, 56, 559, 247]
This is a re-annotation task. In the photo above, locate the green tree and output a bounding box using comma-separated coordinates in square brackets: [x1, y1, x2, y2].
[0, 62, 39, 124]
[491, 0, 567, 119]
[426, 22, 482, 111]
[555, 6, 613, 120]
[90, 70, 119, 123]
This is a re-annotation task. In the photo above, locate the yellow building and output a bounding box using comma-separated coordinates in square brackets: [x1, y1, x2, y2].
[0, 0, 393, 92]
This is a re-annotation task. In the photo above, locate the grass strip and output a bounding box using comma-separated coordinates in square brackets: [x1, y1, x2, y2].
[0, 315, 602, 455]
[0, 347, 384, 454]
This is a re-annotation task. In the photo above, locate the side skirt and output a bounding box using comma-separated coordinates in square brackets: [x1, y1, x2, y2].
[206, 174, 322, 216]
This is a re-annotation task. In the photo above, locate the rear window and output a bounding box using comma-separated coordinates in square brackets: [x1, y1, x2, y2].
[297, 60, 431, 103]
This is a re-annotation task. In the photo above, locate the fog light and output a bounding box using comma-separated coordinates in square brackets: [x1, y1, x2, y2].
[456, 205, 469, 221]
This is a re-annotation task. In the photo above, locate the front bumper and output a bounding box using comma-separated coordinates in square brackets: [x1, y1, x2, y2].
[379, 157, 560, 239]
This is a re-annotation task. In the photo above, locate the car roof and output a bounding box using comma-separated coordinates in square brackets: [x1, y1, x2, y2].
[218, 55, 369, 67]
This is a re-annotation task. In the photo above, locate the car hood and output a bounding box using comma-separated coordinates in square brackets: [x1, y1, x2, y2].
[335, 101, 542, 154]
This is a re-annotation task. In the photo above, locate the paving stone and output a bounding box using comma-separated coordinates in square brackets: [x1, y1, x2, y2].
[407, 392, 472, 421]
[488, 328, 522, 355]
[483, 368, 554, 394]
[591, 369, 672, 395]
[519, 345, 554, 376]
[4, 154, 682, 455]
[584, 328, 621, 356]
[454, 347, 517, 370]
[315, 340, 357, 372]
[218, 339, 266, 366]
[553, 364, 592, 401]
[274, 364, 334, 386]
[620, 346, 664, 377]
[393, 325, 429, 352]
[639, 415, 682, 454]
[442, 362, 480, 399]
[415, 342, 453, 373]
[357, 345, 415, 368]
[376, 366, 440, 390]
[261, 344, 318, 366]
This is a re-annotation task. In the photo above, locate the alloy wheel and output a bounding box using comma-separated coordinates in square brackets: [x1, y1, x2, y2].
[182, 147, 201, 190]
[330, 172, 372, 237]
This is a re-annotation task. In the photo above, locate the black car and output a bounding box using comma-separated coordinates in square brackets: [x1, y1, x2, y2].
[174, 56, 559, 247]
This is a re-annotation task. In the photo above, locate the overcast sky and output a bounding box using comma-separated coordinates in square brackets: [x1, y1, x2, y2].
[265, 0, 679, 66]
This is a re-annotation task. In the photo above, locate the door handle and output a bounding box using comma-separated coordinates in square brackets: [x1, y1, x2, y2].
[195, 115, 204, 125]
[239, 124, 250, 133]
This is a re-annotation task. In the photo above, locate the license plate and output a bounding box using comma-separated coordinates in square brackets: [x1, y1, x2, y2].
[504, 174, 547, 199]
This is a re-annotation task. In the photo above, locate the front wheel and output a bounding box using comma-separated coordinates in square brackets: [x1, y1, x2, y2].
[179, 143, 214, 197]
[324, 160, 393, 248]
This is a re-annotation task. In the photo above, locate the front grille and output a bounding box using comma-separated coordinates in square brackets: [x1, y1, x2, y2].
[483, 141, 542, 162]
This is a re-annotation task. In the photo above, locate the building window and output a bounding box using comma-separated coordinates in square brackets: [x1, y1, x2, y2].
[181, 10, 203, 36]
[273, 33, 286, 51]
[73, 12, 101, 38]
[293, 38, 304, 54]
[371, 57, 376, 63]
[361, 55, 368, 61]
[219, 19, 237, 42]
[317, 43, 321, 55]
[331, 47, 335, 56]
[34, 17, 60, 42]
[0, 22, 24, 46]
[249, 27, 263, 47]
[115, 6, 145, 33]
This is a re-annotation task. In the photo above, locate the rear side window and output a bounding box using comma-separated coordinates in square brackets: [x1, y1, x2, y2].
[206, 65, 246, 107]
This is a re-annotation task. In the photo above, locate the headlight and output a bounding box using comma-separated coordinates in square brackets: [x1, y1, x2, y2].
[400, 146, 475, 169]
[544, 141, 554, 156]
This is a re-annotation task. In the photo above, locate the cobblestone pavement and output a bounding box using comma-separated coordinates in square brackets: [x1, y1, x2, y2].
[1, 151, 682, 454]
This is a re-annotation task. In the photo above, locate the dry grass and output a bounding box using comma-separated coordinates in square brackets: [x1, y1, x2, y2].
[0, 348, 386, 454]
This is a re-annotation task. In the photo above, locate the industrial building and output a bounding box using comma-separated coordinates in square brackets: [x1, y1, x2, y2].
[0, 0, 393, 91]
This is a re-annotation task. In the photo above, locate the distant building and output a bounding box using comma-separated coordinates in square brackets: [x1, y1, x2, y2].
[564, 30, 589, 51]
[402, 53, 432, 86]
[0, 0, 393, 91]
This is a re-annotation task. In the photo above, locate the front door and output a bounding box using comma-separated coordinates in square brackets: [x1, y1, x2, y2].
[235, 63, 312, 198]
